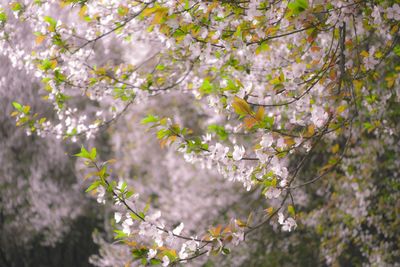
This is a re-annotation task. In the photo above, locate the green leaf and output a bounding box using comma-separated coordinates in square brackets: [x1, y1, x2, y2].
[149, 259, 162, 265]
[208, 124, 228, 141]
[74, 146, 91, 159]
[222, 247, 230, 255]
[132, 248, 148, 259]
[130, 212, 143, 221]
[85, 180, 101, 192]
[22, 105, 30, 114]
[114, 229, 128, 239]
[10, 2, 23, 12]
[98, 166, 108, 180]
[288, 0, 308, 15]
[157, 128, 170, 139]
[144, 201, 150, 213]
[125, 190, 134, 199]
[288, 205, 296, 217]
[259, 115, 275, 129]
[199, 79, 214, 94]
[0, 11, 7, 23]
[43, 16, 57, 31]
[141, 114, 159, 124]
[394, 45, 400, 57]
[155, 64, 165, 71]
[232, 96, 252, 116]
[223, 78, 240, 93]
[89, 148, 97, 161]
[12, 101, 23, 112]
[256, 42, 270, 54]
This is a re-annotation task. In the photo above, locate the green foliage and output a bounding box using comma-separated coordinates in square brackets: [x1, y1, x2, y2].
[394, 45, 400, 57]
[38, 59, 57, 71]
[85, 180, 101, 193]
[43, 16, 57, 31]
[141, 114, 159, 124]
[132, 248, 148, 259]
[208, 124, 228, 141]
[130, 212, 143, 221]
[12, 101, 23, 112]
[10, 2, 24, 13]
[199, 79, 214, 95]
[0, 10, 7, 24]
[288, 0, 309, 15]
[232, 96, 252, 116]
[114, 229, 128, 239]
[74, 146, 97, 161]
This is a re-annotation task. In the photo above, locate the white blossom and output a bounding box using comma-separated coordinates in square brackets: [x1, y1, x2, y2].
[162, 255, 170, 266]
[260, 133, 274, 148]
[311, 106, 328, 128]
[172, 222, 184, 235]
[96, 186, 106, 204]
[232, 145, 245, 161]
[265, 187, 282, 199]
[147, 249, 157, 260]
[278, 212, 297, 232]
[114, 212, 122, 223]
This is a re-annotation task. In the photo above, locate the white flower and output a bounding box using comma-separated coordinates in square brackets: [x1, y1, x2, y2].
[279, 178, 288, 187]
[260, 133, 273, 148]
[311, 106, 328, 128]
[232, 230, 244, 246]
[162, 256, 170, 266]
[116, 180, 125, 191]
[291, 62, 306, 78]
[179, 243, 189, 259]
[114, 212, 122, 223]
[155, 234, 164, 247]
[122, 218, 133, 235]
[96, 186, 106, 204]
[147, 249, 157, 260]
[165, 232, 175, 246]
[185, 240, 198, 251]
[363, 54, 379, 71]
[278, 212, 297, 232]
[282, 217, 297, 232]
[386, 4, 400, 20]
[255, 149, 268, 163]
[271, 157, 288, 179]
[371, 6, 382, 24]
[232, 145, 245, 161]
[210, 143, 229, 160]
[146, 211, 161, 222]
[200, 28, 208, 39]
[276, 137, 286, 149]
[278, 212, 285, 224]
[172, 222, 184, 235]
[265, 187, 281, 199]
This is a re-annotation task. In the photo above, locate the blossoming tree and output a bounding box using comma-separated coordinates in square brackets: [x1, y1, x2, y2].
[3, 0, 400, 265]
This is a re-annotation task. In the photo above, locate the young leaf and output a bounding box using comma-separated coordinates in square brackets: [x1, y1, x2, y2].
[232, 96, 252, 116]
[288, 0, 308, 15]
[255, 107, 265, 121]
[141, 114, 159, 124]
[243, 117, 258, 130]
[86, 180, 101, 192]
[89, 148, 97, 161]
[12, 101, 23, 112]
[288, 205, 296, 217]
[130, 212, 143, 221]
[74, 146, 91, 159]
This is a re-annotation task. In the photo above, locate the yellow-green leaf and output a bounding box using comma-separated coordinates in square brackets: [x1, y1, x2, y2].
[232, 96, 252, 116]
